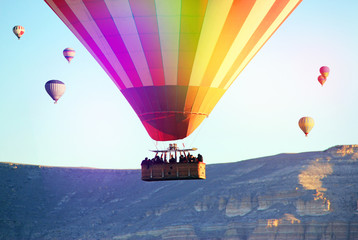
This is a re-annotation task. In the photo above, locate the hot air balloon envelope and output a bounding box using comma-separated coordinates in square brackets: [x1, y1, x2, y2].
[45, 0, 302, 141]
[45, 80, 66, 104]
[298, 117, 314, 136]
[63, 48, 76, 63]
[13, 25, 25, 40]
[319, 66, 330, 78]
[318, 75, 326, 86]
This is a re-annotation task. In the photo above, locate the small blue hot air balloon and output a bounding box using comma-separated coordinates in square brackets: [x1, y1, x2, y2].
[45, 80, 66, 104]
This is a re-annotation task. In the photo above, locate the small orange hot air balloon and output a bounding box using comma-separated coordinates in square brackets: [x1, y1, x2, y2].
[298, 117, 314, 137]
[319, 66, 330, 78]
[318, 75, 326, 86]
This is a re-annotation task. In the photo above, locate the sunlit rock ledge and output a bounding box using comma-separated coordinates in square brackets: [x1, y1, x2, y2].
[325, 144, 358, 159]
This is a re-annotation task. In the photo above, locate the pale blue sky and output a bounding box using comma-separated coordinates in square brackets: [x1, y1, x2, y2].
[1, 1, 358, 169]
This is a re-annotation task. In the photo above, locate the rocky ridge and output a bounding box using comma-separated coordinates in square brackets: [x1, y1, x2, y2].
[1, 145, 358, 239]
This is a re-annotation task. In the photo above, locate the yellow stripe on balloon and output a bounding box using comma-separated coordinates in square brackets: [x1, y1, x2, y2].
[155, 0, 181, 85]
[198, 88, 226, 115]
[198, 0, 256, 88]
[211, 0, 276, 88]
[191, 86, 209, 114]
[177, 0, 208, 86]
[306, 120, 314, 133]
[222, 0, 301, 90]
[189, 0, 233, 87]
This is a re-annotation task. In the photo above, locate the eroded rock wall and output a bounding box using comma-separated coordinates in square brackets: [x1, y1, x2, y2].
[1, 145, 358, 239]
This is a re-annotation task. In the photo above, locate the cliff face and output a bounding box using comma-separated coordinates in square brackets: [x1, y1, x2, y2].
[1, 145, 358, 240]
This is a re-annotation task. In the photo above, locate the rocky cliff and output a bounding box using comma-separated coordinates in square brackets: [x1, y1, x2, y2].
[1, 145, 358, 240]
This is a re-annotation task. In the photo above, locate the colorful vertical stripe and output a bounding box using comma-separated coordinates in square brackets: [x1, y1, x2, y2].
[45, 0, 302, 141]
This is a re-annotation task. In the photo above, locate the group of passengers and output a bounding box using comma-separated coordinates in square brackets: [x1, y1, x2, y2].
[141, 153, 203, 166]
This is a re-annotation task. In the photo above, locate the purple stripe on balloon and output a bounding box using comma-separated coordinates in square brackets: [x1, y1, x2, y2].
[129, 0, 165, 86]
[83, 0, 143, 88]
[46, 0, 126, 90]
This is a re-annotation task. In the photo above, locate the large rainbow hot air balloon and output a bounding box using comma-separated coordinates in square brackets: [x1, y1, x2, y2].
[45, 0, 302, 141]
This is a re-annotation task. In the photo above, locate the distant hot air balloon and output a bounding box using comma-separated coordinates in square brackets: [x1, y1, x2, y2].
[45, 80, 66, 104]
[319, 66, 330, 78]
[45, 0, 302, 141]
[63, 48, 76, 63]
[298, 117, 314, 137]
[318, 75, 326, 86]
[13, 25, 25, 40]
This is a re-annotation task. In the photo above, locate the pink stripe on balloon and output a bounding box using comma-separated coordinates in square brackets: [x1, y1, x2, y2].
[129, 0, 165, 86]
[46, 0, 126, 89]
[83, 1, 143, 88]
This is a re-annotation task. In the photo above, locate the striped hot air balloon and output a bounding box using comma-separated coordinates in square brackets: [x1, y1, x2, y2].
[45, 80, 66, 104]
[45, 0, 302, 141]
[298, 117, 314, 137]
[63, 48, 76, 63]
[13, 25, 25, 40]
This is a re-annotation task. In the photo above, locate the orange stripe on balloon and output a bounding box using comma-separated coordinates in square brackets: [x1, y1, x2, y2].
[186, 114, 206, 138]
[221, 0, 301, 89]
[218, 0, 291, 89]
[191, 87, 210, 114]
[187, 88, 224, 135]
[184, 86, 200, 113]
[199, 0, 256, 87]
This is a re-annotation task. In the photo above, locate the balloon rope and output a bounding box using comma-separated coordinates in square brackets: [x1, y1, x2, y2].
[187, 117, 208, 149]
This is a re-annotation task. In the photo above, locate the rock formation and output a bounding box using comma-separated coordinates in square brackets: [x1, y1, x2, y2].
[1, 145, 358, 239]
